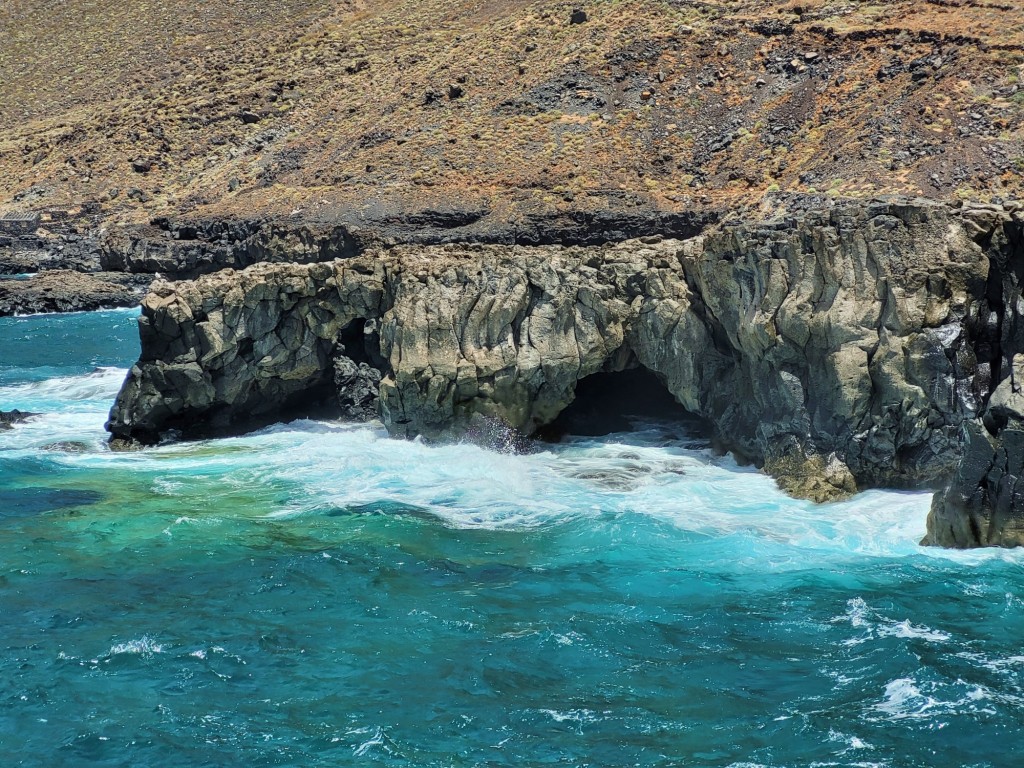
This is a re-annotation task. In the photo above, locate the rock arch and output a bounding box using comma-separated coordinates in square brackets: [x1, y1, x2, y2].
[535, 363, 702, 441]
[108, 200, 1024, 546]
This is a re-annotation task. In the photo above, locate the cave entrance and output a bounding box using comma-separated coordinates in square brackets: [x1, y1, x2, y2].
[537, 366, 705, 441]
[337, 317, 386, 368]
[333, 317, 387, 422]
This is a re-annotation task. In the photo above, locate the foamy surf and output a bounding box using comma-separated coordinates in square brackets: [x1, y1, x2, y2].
[3, 360, 1023, 569]
[0, 366, 127, 406]
[4, 309, 1024, 768]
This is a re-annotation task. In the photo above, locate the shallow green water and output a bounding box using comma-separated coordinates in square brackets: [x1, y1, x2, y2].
[2, 309, 1023, 767]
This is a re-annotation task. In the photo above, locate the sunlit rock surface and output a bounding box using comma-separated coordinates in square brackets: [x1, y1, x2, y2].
[107, 198, 1024, 546]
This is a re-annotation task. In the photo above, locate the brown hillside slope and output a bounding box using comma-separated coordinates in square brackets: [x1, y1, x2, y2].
[0, 0, 1021, 226]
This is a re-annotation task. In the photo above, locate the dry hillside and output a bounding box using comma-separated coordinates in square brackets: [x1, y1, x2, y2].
[0, 0, 1022, 226]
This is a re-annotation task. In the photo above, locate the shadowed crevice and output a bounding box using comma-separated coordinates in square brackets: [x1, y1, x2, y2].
[536, 365, 707, 441]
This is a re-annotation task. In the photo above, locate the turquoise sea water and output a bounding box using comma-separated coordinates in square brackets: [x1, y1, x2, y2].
[2, 310, 1024, 767]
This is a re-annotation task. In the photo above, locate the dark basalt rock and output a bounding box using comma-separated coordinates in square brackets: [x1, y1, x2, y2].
[923, 204, 1024, 546]
[1, 226, 105, 275]
[1, 410, 37, 429]
[99, 218, 361, 278]
[104, 196, 1024, 547]
[98, 205, 716, 279]
[334, 355, 381, 421]
[0, 270, 149, 316]
[104, 202, 978, 493]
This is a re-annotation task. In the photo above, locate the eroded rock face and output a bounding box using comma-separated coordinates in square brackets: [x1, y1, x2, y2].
[97, 208, 712, 279]
[924, 204, 1024, 547]
[100, 220, 359, 278]
[107, 198, 1024, 545]
[653, 200, 991, 499]
[107, 260, 386, 443]
[334, 355, 382, 421]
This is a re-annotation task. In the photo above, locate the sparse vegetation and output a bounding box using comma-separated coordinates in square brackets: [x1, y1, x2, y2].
[0, 0, 1020, 226]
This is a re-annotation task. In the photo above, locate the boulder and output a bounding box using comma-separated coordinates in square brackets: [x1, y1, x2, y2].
[334, 354, 382, 421]
[1, 410, 37, 429]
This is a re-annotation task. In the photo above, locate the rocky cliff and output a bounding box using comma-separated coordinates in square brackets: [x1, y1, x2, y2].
[924, 201, 1024, 547]
[107, 198, 1024, 544]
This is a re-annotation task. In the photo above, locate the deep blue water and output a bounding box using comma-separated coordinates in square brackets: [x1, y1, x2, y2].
[2, 309, 1024, 767]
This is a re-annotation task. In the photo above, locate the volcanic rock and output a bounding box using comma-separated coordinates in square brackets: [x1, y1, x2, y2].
[0, 270, 149, 316]
[107, 198, 1005, 522]
[1, 410, 37, 429]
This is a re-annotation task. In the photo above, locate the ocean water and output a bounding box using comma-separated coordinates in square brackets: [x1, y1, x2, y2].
[2, 310, 1024, 768]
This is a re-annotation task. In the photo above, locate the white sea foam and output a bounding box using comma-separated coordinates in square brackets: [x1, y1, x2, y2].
[827, 729, 874, 753]
[872, 677, 998, 721]
[0, 407, 940, 556]
[834, 598, 951, 647]
[879, 620, 951, 642]
[107, 636, 164, 657]
[0, 366, 127, 408]
[9, 305, 139, 319]
[260, 422, 930, 558]
[0, 368, 128, 454]
[539, 708, 599, 724]
[9, 364, 1024, 566]
[974, 653, 1024, 671]
[874, 678, 939, 720]
[349, 725, 400, 757]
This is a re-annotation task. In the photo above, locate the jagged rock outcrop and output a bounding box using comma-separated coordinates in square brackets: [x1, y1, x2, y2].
[107, 260, 386, 446]
[639, 200, 991, 500]
[109, 198, 1022, 530]
[97, 206, 713, 280]
[1, 410, 36, 429]
[333, 326, 384, 422]
[99, 219, 360, 278]
[924, 203, 1024, 547]
[1, 219, 106, 276]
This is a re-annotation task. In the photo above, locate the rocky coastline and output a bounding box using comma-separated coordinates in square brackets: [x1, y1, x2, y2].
[6, 194, 1024, 547]
[0, 209, 152, 316]
[93, 196, 1024, 548]
[0, 270, 151, 316]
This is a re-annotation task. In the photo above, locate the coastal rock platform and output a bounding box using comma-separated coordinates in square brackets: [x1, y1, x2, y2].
[0, 270, 150, 316]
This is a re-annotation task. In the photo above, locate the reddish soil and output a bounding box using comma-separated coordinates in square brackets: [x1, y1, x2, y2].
[0, 0, 1021, 225]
